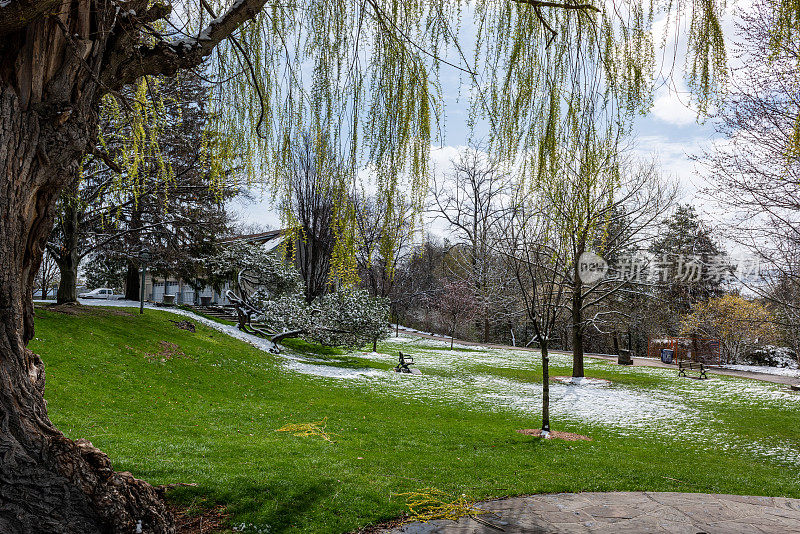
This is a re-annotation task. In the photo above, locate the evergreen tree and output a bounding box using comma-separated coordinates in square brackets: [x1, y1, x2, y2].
[648, 204, 729, 332]
[49, 71, 241, 302]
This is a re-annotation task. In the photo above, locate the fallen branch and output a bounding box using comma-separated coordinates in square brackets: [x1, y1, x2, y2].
[276, 417, 336, 442]
[395, 488, 493, 524]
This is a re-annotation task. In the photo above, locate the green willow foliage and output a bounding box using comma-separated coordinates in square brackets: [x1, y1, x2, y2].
[99, 0, 750, 285]
[98, 77, 173, 212]
[771, 0, 800, 50]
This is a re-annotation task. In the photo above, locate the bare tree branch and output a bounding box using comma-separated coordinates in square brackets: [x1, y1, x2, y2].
[105, 0, 268, 88]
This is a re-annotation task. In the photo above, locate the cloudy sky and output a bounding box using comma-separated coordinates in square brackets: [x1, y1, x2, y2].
[231, 1, 750, 234]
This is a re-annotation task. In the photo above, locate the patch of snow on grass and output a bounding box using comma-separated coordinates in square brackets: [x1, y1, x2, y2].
[553, 376, 612, 386]
[385, 336, 417, 343]
[721, 364, 800, 378]
[284, 360, 385, 380]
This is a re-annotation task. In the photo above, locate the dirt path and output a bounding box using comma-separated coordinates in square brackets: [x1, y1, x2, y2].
[393, 326, 800, 387]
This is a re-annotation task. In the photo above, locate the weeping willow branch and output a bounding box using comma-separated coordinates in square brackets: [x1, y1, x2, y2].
[533, 5, 558, 48]
[198, 0, 270, 138]
[90, 146, 122, 174]
[276, 418, 336, 442]
[67, 0, 736, 294]
[513, 0, 601, 13]
[365, 0, 478, 76]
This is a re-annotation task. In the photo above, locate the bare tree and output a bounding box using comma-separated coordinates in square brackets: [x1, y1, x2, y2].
[701, 0, 800, 332]
[390, 234, 449, 334]
[354, 192, 416, 299]
[434, 280, 480, 349]
[430, 147, 511, 341]
[36, 249, 59, 300]
[282, 135, 338, 302]
[496, 194, 570, 434]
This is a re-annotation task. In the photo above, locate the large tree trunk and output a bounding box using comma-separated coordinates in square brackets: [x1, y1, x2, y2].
[56, 255, 79, 303]
[125, 261, 141, 301]
[56, 188, 81, 304]
[571, 281, 585, 378]
[0, 8, 173, 533]
[0, 0, 268, 528]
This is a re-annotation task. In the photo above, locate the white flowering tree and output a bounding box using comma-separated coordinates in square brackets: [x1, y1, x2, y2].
[310, 288, 391, 350]
[203, 241, 303, 297]
[208, 243, 389, 351]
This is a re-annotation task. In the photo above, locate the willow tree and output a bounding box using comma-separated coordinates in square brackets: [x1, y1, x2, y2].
[0, 3, 269, 531]
[536, 140, 676, 377]
[0, 0, 746, 531]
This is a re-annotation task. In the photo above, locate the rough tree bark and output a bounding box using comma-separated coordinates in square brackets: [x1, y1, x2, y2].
[55, 250, 79, 303]
[0, 12, 173, 534]
[0, 1, 267, 531]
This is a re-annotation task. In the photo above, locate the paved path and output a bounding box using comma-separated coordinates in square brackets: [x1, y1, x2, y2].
[393, 327, 800, 388]
[383, 492, 800, 533]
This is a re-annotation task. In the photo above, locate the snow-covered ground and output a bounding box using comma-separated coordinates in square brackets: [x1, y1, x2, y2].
[370, 336, 800, 468]
[41, 301, 800, 469]
[721, 364, 800, 378]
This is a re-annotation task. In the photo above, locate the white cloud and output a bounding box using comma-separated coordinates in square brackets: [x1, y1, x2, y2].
[632, 134, 709, 197]
[650, 89, 702, 126]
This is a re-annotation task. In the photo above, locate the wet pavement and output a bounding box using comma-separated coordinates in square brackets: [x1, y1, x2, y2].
[381, 492, 800, 533]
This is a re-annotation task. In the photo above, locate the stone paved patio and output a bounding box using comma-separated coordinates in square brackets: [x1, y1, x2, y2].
[382, 492, 800, 533]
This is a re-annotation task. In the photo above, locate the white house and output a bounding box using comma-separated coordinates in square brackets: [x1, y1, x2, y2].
[143, 229, 286, 305]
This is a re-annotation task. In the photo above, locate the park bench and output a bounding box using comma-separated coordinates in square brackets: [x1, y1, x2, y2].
[394, 351, 421, 374]
[678, 361, 708, 379]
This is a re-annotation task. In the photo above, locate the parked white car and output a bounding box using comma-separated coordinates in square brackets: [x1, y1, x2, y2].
[79, 288, 123, 300]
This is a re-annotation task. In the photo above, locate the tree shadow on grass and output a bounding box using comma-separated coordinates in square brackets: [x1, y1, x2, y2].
[168, 478, 337, 533]
[281, 338, 346, 357]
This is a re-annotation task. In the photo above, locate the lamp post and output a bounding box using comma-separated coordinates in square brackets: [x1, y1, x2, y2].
[139, 248, 152, 314]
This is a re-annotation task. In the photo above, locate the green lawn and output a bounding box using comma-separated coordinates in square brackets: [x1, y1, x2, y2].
[31, 306, 800, 533]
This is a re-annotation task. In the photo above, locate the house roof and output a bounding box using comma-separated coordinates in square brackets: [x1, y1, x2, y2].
[220, 229, 284, 245]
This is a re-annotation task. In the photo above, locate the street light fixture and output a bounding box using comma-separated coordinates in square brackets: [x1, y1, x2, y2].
[139, 248, 152, 314]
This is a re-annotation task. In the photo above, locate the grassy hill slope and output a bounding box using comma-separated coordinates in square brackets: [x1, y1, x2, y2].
[30, 306, 800, 533]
